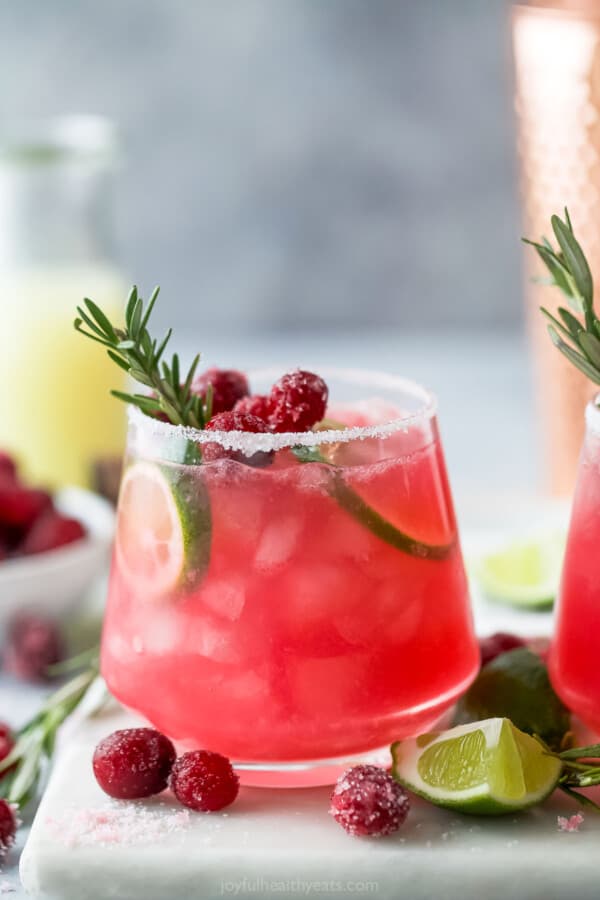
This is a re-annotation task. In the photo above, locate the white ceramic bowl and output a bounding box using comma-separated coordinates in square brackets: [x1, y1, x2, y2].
[0, 487, 115, 626]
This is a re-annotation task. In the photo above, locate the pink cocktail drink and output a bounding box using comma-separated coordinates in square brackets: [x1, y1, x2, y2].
[102, 370, 478, 784]
[550, 400, 600, 731]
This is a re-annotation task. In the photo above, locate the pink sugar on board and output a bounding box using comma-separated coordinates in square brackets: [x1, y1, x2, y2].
[46, 804, 191, 849]
[557, 812, 584, 833]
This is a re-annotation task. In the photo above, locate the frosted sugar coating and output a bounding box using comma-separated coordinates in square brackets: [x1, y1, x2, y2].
[128, 368, 437, 457]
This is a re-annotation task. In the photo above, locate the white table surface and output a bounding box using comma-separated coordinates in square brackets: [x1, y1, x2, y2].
[3, 330, 566, 896]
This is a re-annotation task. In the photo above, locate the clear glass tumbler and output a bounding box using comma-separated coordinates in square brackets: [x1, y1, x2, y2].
[102, 369, 479, 785]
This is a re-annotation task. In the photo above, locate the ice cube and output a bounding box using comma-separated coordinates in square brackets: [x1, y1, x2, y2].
[185, 613, 241, 664]
[138, 608, 182, 655]
[336, 582, 423, 647]
[255, 516, 303, 572]
[201, 577, 246, 621]
[280, 563, 361, 632]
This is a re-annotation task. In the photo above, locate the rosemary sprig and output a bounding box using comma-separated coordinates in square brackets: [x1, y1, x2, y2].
[552, 742, 600, 811]
[74, 285, 212, 427]
[524, 209, 600, 389]
[0, 653, 100, 808]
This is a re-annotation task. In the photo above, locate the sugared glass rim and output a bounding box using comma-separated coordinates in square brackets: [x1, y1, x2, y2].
[128, 367, 438, 454]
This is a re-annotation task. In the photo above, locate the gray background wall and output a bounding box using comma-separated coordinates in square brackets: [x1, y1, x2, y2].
[0, 0, 523, 334]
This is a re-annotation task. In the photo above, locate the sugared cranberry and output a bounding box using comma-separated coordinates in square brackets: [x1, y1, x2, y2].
[233, 394, 273, 423]
[0, 453, 17, 481]
[93, 728, 176, 800]
[20, 511, 86, 556]
[329, 765, 410, 837]
[0, 800, 18, 851]
[203, 411, 271, 466]
[3, 613, 64, 682]
[169, 750, 239, 812]
[268, 370, 328, 432]
[479, 632, 526, 667]
[193, 368, 249, 416]
[0, 485, 51, 530]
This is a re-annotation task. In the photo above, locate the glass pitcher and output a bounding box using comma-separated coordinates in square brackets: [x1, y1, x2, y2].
[0, 115, 127, 488]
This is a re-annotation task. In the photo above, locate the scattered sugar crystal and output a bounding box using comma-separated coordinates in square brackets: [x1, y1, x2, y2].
[46, 802, 191, 848]
[557, 812, 584, 833]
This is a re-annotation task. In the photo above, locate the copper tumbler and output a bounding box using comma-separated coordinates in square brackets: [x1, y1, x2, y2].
[513, 1, 600, 495]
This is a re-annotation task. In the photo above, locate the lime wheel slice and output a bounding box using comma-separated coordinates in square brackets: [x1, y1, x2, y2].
[115, 460, 210, 598]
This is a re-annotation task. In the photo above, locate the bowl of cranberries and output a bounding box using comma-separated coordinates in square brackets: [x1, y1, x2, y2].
[0, 451, 114, 625]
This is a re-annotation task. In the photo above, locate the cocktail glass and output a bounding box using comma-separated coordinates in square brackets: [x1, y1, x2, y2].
[102, 368, 479, 786]
[549, 396, 600, 732]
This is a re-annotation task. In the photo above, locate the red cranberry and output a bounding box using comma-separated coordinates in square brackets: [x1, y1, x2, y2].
[193, 368, 249, 415]
[0, 723, 14, 777]
[268, 370, 328, 432]
[329, 765, 410, 837]
[20, 511, 86, 556]
[203, 411, 271, 466]
[3, 613, 64, 682]
[479, 632, 526, 667]
[0, 485, 51, 530]
[0, 453, 17, 482]
[169, 750, 239, 812]
[93, 728, 176, 800]
[0, 800, 17, 851]
[233, 394, 273, 423]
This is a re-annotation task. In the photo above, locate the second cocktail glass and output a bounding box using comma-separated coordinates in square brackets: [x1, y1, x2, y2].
[549, 397, 600, 733]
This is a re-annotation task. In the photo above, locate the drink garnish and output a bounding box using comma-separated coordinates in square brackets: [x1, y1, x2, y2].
[292, 445, 454, 560]
[474, 532, 564, 609]
[74, 286, 213, 427]
[0, 647, 101, 808]
[393, 717, 600, 815]
[74, 288, 454, 560]
[524, 208, 600, 389]
[329, 764, 410, 837]
[93, 727, 176, 799]
[115, 460, 211, 596]
[391, 718, 562, 815]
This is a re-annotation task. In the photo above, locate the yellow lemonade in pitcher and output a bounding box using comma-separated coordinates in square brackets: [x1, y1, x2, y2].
[0, 265, 126, 487]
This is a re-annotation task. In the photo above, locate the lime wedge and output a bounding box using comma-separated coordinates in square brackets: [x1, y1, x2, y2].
[473, 532, 565, 608]
[391, 718, 562, 815]
[115, 461, 211, 598]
